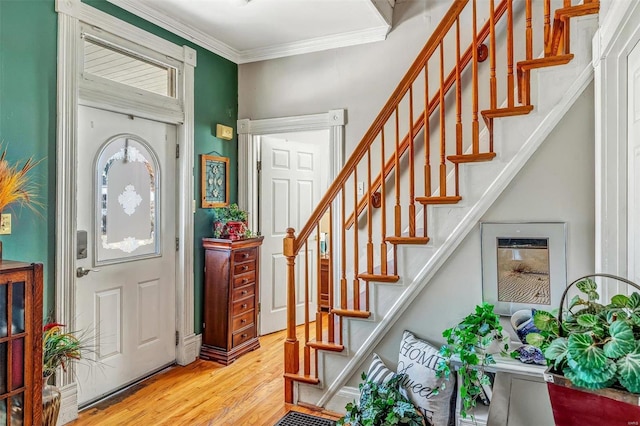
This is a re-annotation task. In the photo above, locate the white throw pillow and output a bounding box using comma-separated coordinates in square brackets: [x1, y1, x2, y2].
[398, 330, 455, 426]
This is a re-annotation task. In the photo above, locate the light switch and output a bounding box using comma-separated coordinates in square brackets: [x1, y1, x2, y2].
[0, 214, 11, 235]
[216, 124, 234, 140]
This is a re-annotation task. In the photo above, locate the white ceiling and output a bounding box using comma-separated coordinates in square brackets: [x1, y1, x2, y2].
[107, 0, 396, 64]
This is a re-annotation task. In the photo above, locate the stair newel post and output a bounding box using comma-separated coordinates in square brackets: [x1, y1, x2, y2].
[438, 41, 447, 197]
[305, 240, 312, 377]
[423, 65, 431, 199]
[408, 86, 416, 238]
[352, 170, 360, 311]
[471, 0, 480, 155]
[283, 227, 299, 403]
[366, 147, 374, 274]
[544, 0, 551, 56]
[380, 129, 388, 275]
[340, 184, 347, 310]
[394, 106, 401, 237]
[488, 0, 497, 153]
[507, 0, 515, 106]
[522, 0, 533, 106]
[455, 17, 463, 198]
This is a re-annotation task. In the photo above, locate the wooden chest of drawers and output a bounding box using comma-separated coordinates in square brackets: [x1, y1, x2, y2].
[200, 237, 263, 365]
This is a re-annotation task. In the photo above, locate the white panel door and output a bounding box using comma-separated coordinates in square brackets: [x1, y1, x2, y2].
[259, 132, 326, 335]
[75, 105, 176, 406]
[629, 41, 640, 285]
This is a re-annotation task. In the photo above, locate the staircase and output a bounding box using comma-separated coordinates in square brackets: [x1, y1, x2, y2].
[282, 0, 599, 409]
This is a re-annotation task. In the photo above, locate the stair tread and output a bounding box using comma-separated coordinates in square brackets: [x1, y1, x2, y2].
[555, 2, 600, 19]
[481, 105, 534, 119]
[518, 54, 574, 71]
[447, 152, 496, 163]
[331, 308, 371, 318]
[357, 273, 400, 282]
[306, 340, 344, 352]
[416, 195, 462, 205]
[385, 235, 429, 245]
[283, 373, 320, 385]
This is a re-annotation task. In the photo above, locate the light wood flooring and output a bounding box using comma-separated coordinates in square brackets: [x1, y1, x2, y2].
[71, 327, 341, 425]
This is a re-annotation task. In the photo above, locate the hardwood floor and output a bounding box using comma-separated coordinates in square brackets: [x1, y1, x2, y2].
[71, 327, 342, 425]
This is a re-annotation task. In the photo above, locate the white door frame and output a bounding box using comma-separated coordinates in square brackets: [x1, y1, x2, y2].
[55, 0, 197, 422]
[594, 1, 640, 299]
[237, 110, 346, 233]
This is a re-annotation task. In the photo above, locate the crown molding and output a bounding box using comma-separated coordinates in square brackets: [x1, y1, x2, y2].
[106, 0, 391, 64]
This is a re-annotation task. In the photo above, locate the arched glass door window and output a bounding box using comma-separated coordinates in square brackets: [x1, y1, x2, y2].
[95, 135, 160, 264]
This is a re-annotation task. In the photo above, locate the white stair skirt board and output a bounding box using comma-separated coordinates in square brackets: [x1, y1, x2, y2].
[295, 14, 599, 410]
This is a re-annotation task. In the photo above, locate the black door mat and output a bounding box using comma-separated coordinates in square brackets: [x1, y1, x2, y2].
[274, 411, 337, 426]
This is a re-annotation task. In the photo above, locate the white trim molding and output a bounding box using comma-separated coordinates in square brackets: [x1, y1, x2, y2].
[55, 0, 196, 422]
[237, 109, 346, 233]
[593, 0, 640, 299]
[105, 0, 390, 64]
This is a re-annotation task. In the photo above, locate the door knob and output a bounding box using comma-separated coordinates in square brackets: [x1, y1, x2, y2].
[76, 267, 100, 278]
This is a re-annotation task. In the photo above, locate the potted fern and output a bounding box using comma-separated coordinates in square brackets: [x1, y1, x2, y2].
[436, 302, 509, 419]
[526, 274, 640, 426]
[211, 203, 252, 240]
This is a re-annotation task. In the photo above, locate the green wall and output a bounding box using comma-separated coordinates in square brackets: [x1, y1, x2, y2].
[0, 0, 238, 334]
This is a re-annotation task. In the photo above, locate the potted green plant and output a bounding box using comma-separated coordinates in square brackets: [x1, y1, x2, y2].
[526, 274, 640, 425]
[338, 372, 425, 426]
[436, 302, 509, 419]
[211, 203, 252, 240]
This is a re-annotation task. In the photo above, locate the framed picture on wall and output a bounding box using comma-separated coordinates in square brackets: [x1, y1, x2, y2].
[201, 154, 229, 208]
[481, 222, 567, 316]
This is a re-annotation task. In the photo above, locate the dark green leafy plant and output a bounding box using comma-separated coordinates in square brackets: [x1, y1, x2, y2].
[338, 372, 424, 426]
[211, 203, 247, 223]
[436, 303, 508, 419]
[527, 277, 640, 393]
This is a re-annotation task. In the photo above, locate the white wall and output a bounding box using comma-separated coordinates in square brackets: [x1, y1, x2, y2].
[346, 81, 595, 384]
[238, 0, 445, 155]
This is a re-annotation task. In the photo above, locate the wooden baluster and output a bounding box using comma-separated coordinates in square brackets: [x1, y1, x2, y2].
[424, 65, 431, 199]
[380, 129, 388, 275]
[305, 241, 311, 377]
[366, 147, 374, 273]
[314, 227, 322, 345]
[507, 0, 515, 107]
[340, 185, 347, 309]
[408, 86, 416, 237]
[353, 171, 360, 311]
[488, 0, 497, 153]
[523, 0, 533, 105]
[394, 106, 401, 237]
[455, 17, 462, 197]
[283, 228, 298, 403]
[564, 0, 571, 55]
[439, 41, 447, 197]
[328, 204, 335, 343]
[472, 0, 479, 155]
[544, 0, 551, 56]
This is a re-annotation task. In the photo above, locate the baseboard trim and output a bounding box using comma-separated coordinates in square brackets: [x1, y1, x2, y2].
[178, 333, 202, 365]
[58, 382, 78, 425]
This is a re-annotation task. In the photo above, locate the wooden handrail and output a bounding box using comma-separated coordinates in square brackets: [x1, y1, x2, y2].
[291, 0, 471, 252]
[344, 0, 509, 229]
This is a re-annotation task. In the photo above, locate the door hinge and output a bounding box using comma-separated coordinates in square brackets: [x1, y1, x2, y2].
[202, 322, 206, 329]
[175, 330, 179, 346]
[176, 144, 180, 158]
[258, 302, 261, 313]
[175, 237, 179, 251]
[256, 161, 261, 172]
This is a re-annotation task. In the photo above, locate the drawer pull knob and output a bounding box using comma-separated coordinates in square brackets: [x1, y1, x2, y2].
[241, 319, 247, 324]
[243, 253, 249, 259]
[242, 265, 249, 271]
[241, 334, 248, 338]
[242, 279, 248, 284]
[241, 304, 247, 309]
[241, 290, 248, 295]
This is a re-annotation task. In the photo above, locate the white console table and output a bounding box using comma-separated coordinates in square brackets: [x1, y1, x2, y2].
[452, 356, 553, 426]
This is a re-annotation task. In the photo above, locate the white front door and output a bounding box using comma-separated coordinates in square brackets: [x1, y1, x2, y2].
[629, 41, 640, 285]
[259, 131, 328, 335]
[75, 105, 177, 405]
